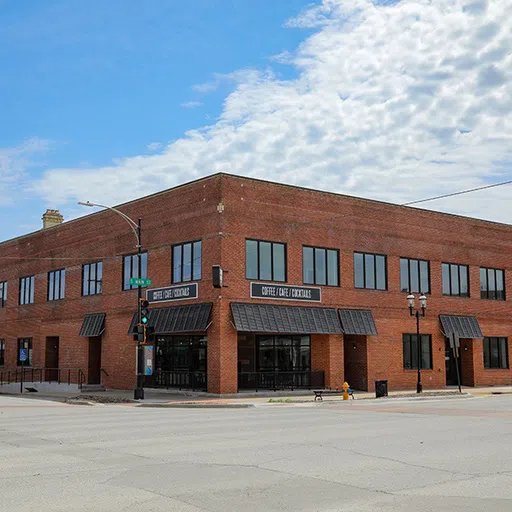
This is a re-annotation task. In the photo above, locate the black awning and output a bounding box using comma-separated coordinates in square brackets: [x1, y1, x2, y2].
[79, 313, 106, 337]
[128, 303, 212, 335]
[439, 315, 483, 338]
[338, 309, 378, 335]
[230, 303, 343, 334]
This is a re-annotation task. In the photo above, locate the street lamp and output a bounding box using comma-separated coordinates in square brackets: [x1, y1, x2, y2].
[407, 293, 427, 393]
[78, 201, 145, 400]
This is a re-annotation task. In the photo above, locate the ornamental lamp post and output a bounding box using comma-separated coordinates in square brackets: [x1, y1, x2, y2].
[407, 293, 427, 394]
[78, 201, 145, 400]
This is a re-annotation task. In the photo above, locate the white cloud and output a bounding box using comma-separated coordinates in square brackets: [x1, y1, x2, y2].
[180, 101, 203, 109]
[0, 137, 51, 204]
[35, 0, 512, 223]
[147, 142, 163, 152]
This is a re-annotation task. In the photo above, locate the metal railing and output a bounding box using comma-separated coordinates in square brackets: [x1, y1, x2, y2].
[152, 370, 207, 391]
[238, 371, 325, 391]
[0, 368, 86, 389]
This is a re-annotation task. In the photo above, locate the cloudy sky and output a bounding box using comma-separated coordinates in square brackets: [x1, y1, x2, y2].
[1, 0, 511, 240]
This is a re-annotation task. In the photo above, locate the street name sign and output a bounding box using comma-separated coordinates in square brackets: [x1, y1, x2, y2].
[130, 278, 153, 287]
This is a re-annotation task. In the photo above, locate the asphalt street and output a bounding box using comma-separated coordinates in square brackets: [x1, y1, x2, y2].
[0, 394, 511, 511]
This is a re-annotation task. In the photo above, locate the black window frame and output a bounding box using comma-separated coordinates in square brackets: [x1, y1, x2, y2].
[483, 337, 509, 369]
[17, 338, 32, 366]
[0, 281, 6, 308]
[354, 252, 387, 290]
[442, 262, 470, 297]
[480, 267, 505, 300]
[402, 333, 432, 370]
[0, 338, 4, 367]
[302, 246, 340, 287]
[172, 240, 202, 284]
[256, 335, 311, 372]
[400, 257, 430, 294]
[82, 261, 103, 296]
[48, 269, 66, 301]
[245, 239, 287, 283]
[122, 252, 148, 291]
[19, 275, 35, 305]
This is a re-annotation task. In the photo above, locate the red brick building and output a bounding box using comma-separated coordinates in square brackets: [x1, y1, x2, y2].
[1, 173, 511, 394]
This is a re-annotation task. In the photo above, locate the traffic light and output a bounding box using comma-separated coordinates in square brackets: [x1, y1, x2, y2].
[140, 299, 150, 325]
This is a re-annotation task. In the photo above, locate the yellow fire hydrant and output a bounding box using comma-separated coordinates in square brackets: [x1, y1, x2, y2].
[342, 381, 350, 400]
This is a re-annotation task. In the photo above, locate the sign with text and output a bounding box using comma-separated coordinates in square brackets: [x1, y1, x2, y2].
[130, 277, 153, 287]
[146, 283, 198, 303]
[250, 282, 321, 302]
[19, 349, 27, 362]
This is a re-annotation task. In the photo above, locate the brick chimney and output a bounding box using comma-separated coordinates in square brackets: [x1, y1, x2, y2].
[42, 209, 64, 229]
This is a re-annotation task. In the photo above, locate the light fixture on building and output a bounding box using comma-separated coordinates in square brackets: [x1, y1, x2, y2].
[407, 293, 427, 394]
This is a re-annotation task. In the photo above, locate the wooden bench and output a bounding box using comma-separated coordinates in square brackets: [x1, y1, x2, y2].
[313, 389, 354, 401]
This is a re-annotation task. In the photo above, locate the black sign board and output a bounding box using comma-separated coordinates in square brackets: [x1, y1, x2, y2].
[146, 283, 198, 303]
[250, 282, 321, 302]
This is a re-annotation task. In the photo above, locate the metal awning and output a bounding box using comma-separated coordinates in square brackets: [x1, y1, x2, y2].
[439, 315, 483, 338]
[79, 313, 106, 337]
[128, 303, 212, 335]
[338, 309, 378, 335]
[230, 303, 343, 334]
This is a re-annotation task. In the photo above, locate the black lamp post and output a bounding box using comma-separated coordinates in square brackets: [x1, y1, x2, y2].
[407, 293, 427, 394]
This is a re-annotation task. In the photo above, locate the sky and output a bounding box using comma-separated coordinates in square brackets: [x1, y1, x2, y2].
[1, 0, 511, 241]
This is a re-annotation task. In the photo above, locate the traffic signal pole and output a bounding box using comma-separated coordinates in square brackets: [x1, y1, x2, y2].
[134, 217, 145, 400]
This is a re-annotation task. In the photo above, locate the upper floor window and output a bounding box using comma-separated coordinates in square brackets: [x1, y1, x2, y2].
[354, 252, 387, 290]
[0, 339, 4, 366]
[172, 241, 202, 283]
[480, 267, 505, 300]
[17, 338, 32, 366]
[19, 276, 35, 305]
[303, 246, 339, 286]
[403, 334, 432, 370]
[83, 262, 103, 296]
[400, 258, 430, 294]
[48, 269, 66, 301]
[123, 253, 148, 290]
[246, 240, 286, 282]
[442, 263, 469, 297]
[0, 281, 6, 307]
[484, 337, 508, 369]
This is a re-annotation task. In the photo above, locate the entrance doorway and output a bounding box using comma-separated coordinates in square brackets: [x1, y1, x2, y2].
[45, 337, 59, 381]
[343, 335, 368, 391]
[88, 336, 102, 385]
[445, 338, 461, 386]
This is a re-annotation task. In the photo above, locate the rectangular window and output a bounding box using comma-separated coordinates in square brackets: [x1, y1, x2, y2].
[246, 240, 286, 282]
[442, 263, 470, 297]
[123, 253, 148, 290]
[484, 337, 509, 369]
[19, 276, 35, 305]
[17, 338, 32, 366]
[0, 281, 6, 307]
[480, 268, 505, 300]
[400, 258, 430, 293]
[257, 335, 311, 371]
[303, 246, 339, 286]
[172, 241, 202, 283]
[403, 334, 432, 370]
[354, 252, 387, 290]
[48, 269, 66, 301]
[83, 262, 103, 296]
[0, 339, 4, 366]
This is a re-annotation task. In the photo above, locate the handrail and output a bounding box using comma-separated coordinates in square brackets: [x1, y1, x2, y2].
[100, 368, 109, 377]
[0, 367, 86, 388]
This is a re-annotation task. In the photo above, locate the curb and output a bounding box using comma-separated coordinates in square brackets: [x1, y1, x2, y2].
[136, 402, 255, 409]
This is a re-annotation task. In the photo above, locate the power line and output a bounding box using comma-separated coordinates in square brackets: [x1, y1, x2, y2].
[401, 179, 512, 206]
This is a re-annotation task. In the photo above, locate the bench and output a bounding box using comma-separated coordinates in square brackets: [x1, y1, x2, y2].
[313, 389, 354, 401]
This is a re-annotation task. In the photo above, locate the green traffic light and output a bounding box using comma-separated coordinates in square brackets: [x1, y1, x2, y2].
[142, 317, 148, 324]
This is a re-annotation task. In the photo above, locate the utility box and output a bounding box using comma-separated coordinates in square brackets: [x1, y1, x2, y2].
[375, 380, 388, 398]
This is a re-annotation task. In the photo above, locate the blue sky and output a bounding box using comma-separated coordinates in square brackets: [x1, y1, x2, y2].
[1, 0, 511, 241]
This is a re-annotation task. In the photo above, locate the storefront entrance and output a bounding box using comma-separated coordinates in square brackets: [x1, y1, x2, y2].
[149, 335, 207, 390]
[238, 334, 324, 389]
[445, 338, 462, 386]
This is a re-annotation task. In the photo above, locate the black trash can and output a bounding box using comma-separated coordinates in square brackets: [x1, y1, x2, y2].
[375, 380, 388, 398]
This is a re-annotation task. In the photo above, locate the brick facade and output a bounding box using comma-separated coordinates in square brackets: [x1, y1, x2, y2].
[1, 173, 511, 393]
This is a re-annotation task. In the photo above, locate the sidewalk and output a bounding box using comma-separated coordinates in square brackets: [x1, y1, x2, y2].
[2, 385, 512, 406]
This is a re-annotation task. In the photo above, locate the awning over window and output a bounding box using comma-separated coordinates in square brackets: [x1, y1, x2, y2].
[230, 303, 343, 334]
[128, 303, 212, 335]
[338, 309, 378, 336]
[79, 313, 106, 337]
[439, 315, 483, 338]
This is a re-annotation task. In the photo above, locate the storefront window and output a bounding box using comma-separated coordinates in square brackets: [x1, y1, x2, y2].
[256, 335, 310, 371]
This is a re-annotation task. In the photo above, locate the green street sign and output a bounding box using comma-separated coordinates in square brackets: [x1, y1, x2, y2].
[130, 278, 153, 287]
